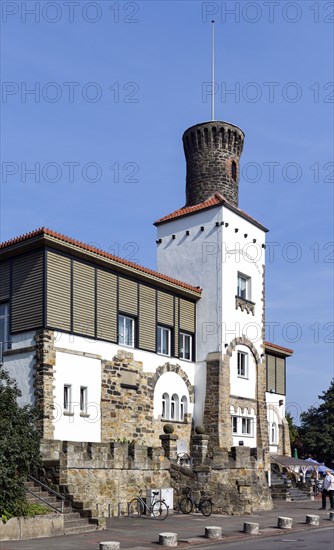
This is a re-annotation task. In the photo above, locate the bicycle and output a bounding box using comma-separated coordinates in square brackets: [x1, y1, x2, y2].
[179, 486, 212, 516]
[128, 490, 169, 520]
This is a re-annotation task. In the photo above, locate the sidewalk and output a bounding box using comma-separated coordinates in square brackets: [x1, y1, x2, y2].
[1, 500, 333, 550]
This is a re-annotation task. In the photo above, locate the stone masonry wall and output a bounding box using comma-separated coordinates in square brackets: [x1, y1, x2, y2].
[101, 350, 192, 448]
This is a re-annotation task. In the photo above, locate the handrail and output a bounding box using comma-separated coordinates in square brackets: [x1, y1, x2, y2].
[27, 475, 65, 513]
[25, 487, 63, 514]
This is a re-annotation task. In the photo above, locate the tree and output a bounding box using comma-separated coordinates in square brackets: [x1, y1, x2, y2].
[0, 367, 41, 517]
[299, 379, 334, 467]
[285, 412, 303, 455]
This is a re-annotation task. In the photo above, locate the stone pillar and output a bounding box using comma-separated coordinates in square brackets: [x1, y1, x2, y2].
[243, 522, 259, 534]
[203, 352, 231, 449]
[159, 434, 178, 461]
[34, 329, 56, 439]
[191, 434, 209, 465]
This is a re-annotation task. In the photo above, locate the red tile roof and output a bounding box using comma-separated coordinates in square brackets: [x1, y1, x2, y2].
[154, 193, 268, 232]
[264, 341, 293, 355]
[0, 227, 202, 296]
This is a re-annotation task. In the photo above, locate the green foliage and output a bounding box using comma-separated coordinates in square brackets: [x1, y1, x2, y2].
[299, 379, 334, 467]
[0, 367, 41, 517]
[1, 501, 50, 523]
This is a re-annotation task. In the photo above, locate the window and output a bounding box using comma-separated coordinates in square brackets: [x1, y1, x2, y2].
[162, 392, 169, 419]
[241, 417, 253, 435]
[63, 385, 72, 412]
[171, 393, 179, 420]
[237, 273, 250, 300]
[270, 422, 277, 445]
[180, 396, 188, 421]
[231, 160, 237, 181]
[161, 392, 187, 422]
[157, 326, 171, 356]
[179, 332, 192, 361]
[0, 303, 10, 353]
[118, 315, 135, 347]
[237, 351, 248, 378]
[80, 386, 88, 414]
[232, 416, 238, 433]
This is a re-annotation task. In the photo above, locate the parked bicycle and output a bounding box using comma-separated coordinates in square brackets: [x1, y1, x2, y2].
[179, 486, 212, 516]
[129, 490, 169, 520]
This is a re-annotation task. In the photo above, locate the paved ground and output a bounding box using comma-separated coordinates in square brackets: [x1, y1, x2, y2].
[1, 499, 333, 550]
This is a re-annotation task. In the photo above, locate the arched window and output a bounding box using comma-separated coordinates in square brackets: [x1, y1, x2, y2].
[180, 396, 188, 421]
[231, 161, 237, 181]
[171, 394, 179, 420]
[162, 393, 169, 420]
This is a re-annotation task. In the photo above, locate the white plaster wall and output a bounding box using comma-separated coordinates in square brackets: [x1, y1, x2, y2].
[220, 206, 266, 360]
[53, 332, 201, 439]
[156, 205, 266, 362]
[157, 206, 223, 362]
[229, 344, 256, 399]
[53, 351, 101, 442]
[153, 371, 192, 419]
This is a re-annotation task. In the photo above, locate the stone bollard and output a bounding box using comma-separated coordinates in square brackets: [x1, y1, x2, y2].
[277, 516, 293, 529]
[243, 522, 259, 535]
[159, 532, 178, 547]
[99, 543, 120, 550]
[306, 514, 319, 526]
[205, 526, 222, 539]
[330, 512, 334, 522]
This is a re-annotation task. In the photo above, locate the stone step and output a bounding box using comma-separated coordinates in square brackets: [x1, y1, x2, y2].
[64, 524, 97, 535]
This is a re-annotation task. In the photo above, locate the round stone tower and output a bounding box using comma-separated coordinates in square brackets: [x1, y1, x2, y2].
[182, 121, 245, 207]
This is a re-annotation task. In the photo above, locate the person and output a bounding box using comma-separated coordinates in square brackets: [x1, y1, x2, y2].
[319, 469, 334, 510]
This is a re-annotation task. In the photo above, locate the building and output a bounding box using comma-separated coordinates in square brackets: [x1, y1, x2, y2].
[0, 117, 293, 517]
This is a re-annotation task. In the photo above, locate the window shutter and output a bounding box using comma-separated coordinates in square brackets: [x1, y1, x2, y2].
[179, 298, 195, 333]
[157, 291, 174, 326]
[138, 284, 156, 351]
[47, 251, 71, 331]
[276, 357, 286, 395]
[96, 269, 117, 341]
[266, 354, 276, 392]
[0, 261, 10, 301]
[11, 251, 44, 332]
[119, 277, 138, 316]
[72, 261, 95, 337]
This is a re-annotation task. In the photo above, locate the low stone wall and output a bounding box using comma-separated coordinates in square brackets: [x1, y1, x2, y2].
[40, 439, 171, 518]
[0, 514, 64, 541]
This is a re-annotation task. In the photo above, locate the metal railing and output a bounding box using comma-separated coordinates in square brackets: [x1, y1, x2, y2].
[27, 475, 65, 513]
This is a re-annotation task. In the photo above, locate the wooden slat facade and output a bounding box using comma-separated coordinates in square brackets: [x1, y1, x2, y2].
[3, 246, 197, 357]
[0, 261, 10, 301]
[179, 298, 195, 333]
[276, 357, 286, 395]
[157, 291, 174, 326]
[138, 284, 156, 351]
[46, 251, 71, 331]
[119, 277, 138, 316]
[72, 261, 95, 337]
[266, 354, 276, 393]
[96, 269, 117, 342]
[11, 251, 44, 332]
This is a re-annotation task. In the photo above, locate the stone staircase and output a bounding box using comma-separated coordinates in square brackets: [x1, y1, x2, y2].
[25, 479, 98, 535]
[270, 472, 313, 502]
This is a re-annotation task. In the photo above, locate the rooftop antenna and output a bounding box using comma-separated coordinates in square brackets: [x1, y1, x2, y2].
[211, 19, 215, 121]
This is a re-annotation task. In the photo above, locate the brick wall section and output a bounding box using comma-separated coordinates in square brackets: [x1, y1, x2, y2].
[34, 330, 55, 439]
[182, 121, 245, 207]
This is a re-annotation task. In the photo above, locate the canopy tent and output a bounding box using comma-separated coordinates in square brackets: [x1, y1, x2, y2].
[270, 455, 316, 481]
[305, 457, 334, 475]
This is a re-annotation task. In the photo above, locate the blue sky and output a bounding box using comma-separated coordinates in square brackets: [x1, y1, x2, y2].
[1, 0, 333, 420]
